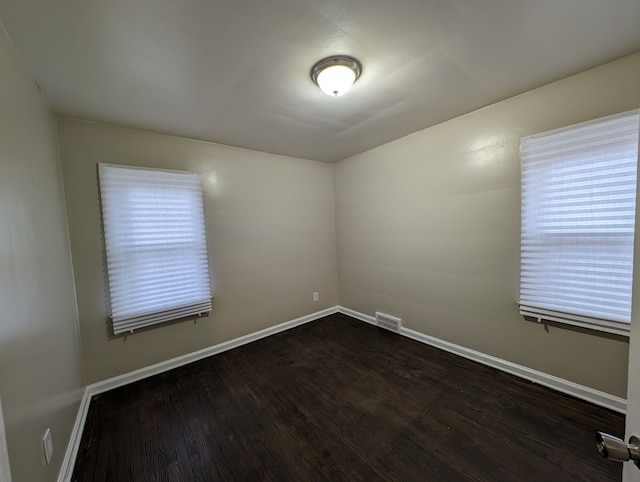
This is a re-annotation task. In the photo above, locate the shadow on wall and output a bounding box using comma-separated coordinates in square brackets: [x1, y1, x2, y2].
[0, 332, 84, 481]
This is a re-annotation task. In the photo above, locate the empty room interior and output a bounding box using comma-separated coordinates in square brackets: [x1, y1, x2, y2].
[2, 1, 640, 481]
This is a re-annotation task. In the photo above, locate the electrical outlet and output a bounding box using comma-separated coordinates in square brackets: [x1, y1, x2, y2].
[313, 291, 319, 302]
[42, 428, 53, 465]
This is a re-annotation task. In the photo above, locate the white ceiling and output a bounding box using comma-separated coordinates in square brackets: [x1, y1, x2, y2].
[1, 0, 639, 162]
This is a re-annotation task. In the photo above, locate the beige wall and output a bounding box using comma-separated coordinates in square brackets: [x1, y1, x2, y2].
[334, 53, 640, 398]
[0, 26, 84, 482]
[57, 119, 338, 383]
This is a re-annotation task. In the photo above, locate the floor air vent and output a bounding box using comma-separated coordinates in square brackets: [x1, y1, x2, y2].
[375, 312, 402, 333]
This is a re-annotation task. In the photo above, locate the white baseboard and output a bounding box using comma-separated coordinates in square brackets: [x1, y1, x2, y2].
[57, 388, 91, 482]
[0, 394, 12, 482]
[58, 306, 338, 481]
[337, 305, 627, 414]
[337, 306, 377, 325]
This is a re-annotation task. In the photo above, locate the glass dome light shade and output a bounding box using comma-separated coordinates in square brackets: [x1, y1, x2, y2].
[316, 65, 357, 96]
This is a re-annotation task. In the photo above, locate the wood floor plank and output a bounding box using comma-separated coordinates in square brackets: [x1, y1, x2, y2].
[72, 313, 624, 481]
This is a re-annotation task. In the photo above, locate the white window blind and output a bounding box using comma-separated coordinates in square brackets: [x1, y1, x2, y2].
[99, 163, 212, 335]
[519, 110, 639, 336]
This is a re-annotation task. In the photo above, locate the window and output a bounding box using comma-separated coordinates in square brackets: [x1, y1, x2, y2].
[99, 164, 212, 335]
[519, 110, 639, 336]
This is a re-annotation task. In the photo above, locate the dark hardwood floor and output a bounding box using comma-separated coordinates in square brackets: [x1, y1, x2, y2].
[72, 313, 624, 481]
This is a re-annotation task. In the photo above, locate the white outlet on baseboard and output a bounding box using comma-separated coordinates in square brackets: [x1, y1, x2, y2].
[42, 428, 53, 465]
[313, 291, 319, 302]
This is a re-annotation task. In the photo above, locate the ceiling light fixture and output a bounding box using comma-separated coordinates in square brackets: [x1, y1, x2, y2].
[311, 56, 362, 97]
